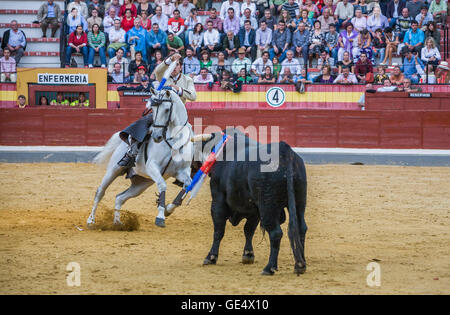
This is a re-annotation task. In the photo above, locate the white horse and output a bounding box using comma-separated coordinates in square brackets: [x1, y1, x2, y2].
[87, 88, 194, 228]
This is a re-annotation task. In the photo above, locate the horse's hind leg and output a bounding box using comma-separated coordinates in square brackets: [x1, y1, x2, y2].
[113, 175, 153, 225]
[87, 165, 125, 226]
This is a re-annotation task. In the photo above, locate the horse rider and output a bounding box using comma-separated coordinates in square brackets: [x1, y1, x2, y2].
[117, 53, 197, 167]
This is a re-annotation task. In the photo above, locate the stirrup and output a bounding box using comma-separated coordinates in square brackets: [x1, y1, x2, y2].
[118, 153, 136, 168]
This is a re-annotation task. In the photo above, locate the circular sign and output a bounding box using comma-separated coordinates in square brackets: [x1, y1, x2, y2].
[266, 87, 286, 108]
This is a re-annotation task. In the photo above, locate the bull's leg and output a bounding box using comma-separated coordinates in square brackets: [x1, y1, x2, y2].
[203, 198, 228, 265]
[261, 223, 283, 276]
[242, 215, 259, 264]
[114, 176, 153, 225]
[87, 165, 124, 227]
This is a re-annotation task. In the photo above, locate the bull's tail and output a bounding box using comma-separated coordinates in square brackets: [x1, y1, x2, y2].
[93, 132, 122, 165]
[286, 154, 306, 275]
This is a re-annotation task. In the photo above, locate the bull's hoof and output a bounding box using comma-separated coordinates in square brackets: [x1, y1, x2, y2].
[242, 251, 255, 264]
[155, 217, 166, 228]
[294, 262, 307, 275]
[261, 266, 277, 276]
[203, 254, 217, 265]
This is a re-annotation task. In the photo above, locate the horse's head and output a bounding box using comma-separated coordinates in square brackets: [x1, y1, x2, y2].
[147, 87, 177, 143]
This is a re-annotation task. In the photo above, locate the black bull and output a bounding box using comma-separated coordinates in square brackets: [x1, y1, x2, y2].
[195, 130, 307, 275]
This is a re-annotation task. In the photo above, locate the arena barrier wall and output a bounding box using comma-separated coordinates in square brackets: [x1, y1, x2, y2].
[1, 108, 450, 149]
[365, 91, 450, 111]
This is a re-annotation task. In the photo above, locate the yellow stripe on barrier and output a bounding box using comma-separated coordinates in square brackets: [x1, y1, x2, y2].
[0, 90, 17, 102]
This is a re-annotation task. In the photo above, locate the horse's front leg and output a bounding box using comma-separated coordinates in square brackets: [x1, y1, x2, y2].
[165, 168, 192, 217]
[145, 161, 168, 228]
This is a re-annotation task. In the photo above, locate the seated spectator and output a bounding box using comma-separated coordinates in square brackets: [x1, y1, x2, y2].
[194, 68, 214, 83]
[89, 0, 105, 18]
[351, 9, 367, 32]
[429, 0, 447, 25]
[308, 21, 325, 67]
[376, 78, 399, 91]
[2, 20, 27, 66]
[281, 50, 301, 76]
[237, 68, 253, 84]
[420, 64, 437, 83]
[251, 51, 273, 80]
[129, 51, 148, 80]
[103, 7, 117, 35]
[333, 66, 358, 84]
[258, 65, 276, 83]
[401, 47, 424, 83]
[161, 0, 176, 18]
[421, 37, 441, 67]
[108, 48, 130, 78]
[321, 0, 337, 16]
[168, 9, 185, 41]
[152, 6, 169, 32]
[255, 21, 273, 60]
[106, 0, 121, 18]
[107, 19, 127, 58]
[199, 50, 213, 72]
[0, 48, 17, 83]
[406, 0, 425, 20]
[147, 23, 168, 58]
[240, 8, 258, 29]
[119, 0, 137, 18]
[386, 0, 405, 27]
[318, 8, 336, 33]
[67, 9, 88, 36]
[389, 64, 405, 85]
[127, 17, 149, 62]
[292, 22, 310, 65]
[140, 11, 152, 31]
[17, 95, 27, 108]
[324, 23, 339, 65]
[317, 50, 332, 71]
[294, 68, 313, 84]
[354, 52, 374, 83]
[337, 23, 358, 62]
[242, 0, 257, 18]
[65, 24, 89, 67]
[334, 0, 354, 30]
[436, 61, 450, 83]
[137, 0, 154, 18]
[337, 51, 354, 74]
[372, 28, 386, 64]
[133, 65, 150, 83]
[355, 29, 373, 61]
[272, 56, 282, 79]
[367, 6, 389, 34]
[219, 70, 235, 91]
[184, 9, 200, 44]
[183, 48, 201, 78]
[50, 92, 69, 106]
[425, 21, 441, 51]
[395, 7, 414, 42]
[259, 9, 277, 31]
[187, 23, 203, 57]
[238, 20, 256, 61]
[355, 0, 370, 17]
[178, 0, 195, 20]
[278, 67, 295, 84]
[403, 20, 425, 56]
[293, 10, 310, 30]
[70, 92, 89, 107]
[136, 76, 152, 92]
[374, 65, 389, 84]
[222, 31, 240, 58]
[232, 48, 252, 75]
[381, 27, 399, 65]
[303, 0, 320, 20]
[313, 64, 336, 83]
[110, 62, 127, 83]
[204, 8, 223, 33]
[211, 51, 232, 79]
[149, 50, 164, 80]
[88, 23, 107, 68]
[167, 32, 185, 57]
[223, 7, 240, 36]
[37, 0, 62, 38]
[203, 21, 221, 53]
[67, 0, 88, 19]
[399, 77, 421, 92]
[87, 9, 103, 32]
[415, 6, 433, 28]
[270, 21, 292, 62]
[121, 9, 135, 32]
[220, 0, 241, 21]
[39, 95, 49, 106]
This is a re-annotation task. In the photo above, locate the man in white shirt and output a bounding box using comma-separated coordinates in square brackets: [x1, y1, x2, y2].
[240, 8, 258, 29]
[333, 66, 358, 84]
[194, 68, 214, 83]
[152, 6, 169, 32]
[220, 0, 241, 20]
[334, 0, 354, 30]
[67, 0, 88, 19]
[203, 20, 221, 52]
[280, 50, 301, 76]
[177, 0, 195, 20]
[232, 47, 252, 74]
[103, 7, 116, 35]
[251, 50, 273, 78]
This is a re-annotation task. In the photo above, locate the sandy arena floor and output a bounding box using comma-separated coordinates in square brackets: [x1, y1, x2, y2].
[0, 163, 449, 294]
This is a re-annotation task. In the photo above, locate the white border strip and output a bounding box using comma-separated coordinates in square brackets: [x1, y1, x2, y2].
[1, 146, 450, 156]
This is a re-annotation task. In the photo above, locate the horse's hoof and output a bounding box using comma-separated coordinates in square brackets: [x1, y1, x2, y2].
[155, 217, 166, 228]
[165, 204, 176, 217]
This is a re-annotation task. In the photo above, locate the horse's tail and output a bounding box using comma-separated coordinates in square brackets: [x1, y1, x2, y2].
[93, 132, 122, 165]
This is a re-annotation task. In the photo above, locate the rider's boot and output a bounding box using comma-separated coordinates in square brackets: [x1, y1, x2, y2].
[118, 138, 139, 168]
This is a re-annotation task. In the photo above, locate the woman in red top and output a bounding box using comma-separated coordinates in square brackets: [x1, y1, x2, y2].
[65, 24, 88, 67]
[140, 10, 152, 31]
[121, 9, 135, 32]
[119, 0, 137, 18]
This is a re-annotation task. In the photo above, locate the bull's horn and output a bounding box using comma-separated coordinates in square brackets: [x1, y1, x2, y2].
[191, 134, 212, 142]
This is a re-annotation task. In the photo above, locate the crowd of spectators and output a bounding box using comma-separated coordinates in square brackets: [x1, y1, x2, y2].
[0, 0, 449, 85]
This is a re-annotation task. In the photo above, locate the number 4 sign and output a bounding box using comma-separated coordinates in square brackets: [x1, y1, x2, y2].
[266, 87, 286, 108]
